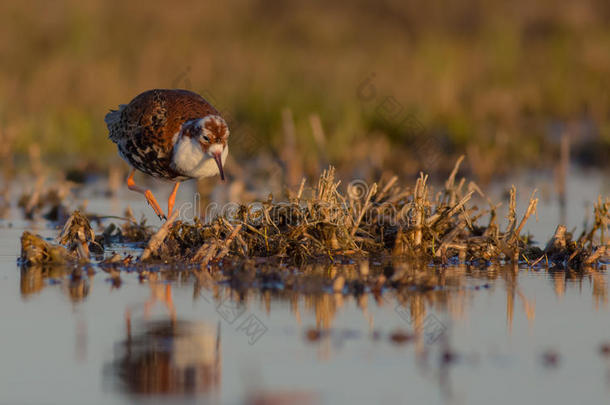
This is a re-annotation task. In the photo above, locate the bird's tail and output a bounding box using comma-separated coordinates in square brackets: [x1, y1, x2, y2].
[104, 105, 126, 142]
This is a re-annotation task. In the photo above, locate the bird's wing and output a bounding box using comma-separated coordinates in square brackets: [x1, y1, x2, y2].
[105, 89, 219, 148]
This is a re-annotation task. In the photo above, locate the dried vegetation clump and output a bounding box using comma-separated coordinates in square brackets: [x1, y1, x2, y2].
[97, 207, 155, 245]
[135, 160, 608, 270]
[531, 196, 609, 268]
[19, 160, 609, 272]
[19, 210, 99, 265]
[127, 160, 609, 269]
[20, 232, 72, 265]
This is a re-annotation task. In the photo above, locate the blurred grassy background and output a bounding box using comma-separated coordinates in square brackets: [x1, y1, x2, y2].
[1, 0, 609, 179]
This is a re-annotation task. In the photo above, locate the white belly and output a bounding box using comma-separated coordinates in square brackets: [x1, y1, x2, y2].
[171, 136, 228, 179]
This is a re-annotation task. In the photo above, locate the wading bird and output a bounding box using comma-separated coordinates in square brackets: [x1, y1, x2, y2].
[105, 89, 229, 219]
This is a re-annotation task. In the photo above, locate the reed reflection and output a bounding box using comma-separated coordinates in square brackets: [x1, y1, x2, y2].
[19, 261, 607, 335]
[20, 265, 91, 302]
[16, 258, 609, 403]
[198, 261, 608, 345]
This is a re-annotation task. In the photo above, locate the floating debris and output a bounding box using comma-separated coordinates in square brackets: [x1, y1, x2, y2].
[441, 349, 459, 365]
[389, 330, 414, 345]
[541, 350, 560, 368]
[600, 343, 610, 358]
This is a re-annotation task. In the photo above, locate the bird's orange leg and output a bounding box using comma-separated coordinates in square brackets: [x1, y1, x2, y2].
[167, 182, 181, 218]
[165, 284, 176, 322]
[126, 169, 166, 220]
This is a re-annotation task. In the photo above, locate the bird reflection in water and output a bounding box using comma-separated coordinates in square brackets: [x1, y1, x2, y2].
[108, 281, 221, 396]
[109, 318, 221, 396]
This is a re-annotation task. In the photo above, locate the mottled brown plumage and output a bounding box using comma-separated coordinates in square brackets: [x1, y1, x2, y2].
[105, 89, 230, 219]
[106, 89, 224, 180]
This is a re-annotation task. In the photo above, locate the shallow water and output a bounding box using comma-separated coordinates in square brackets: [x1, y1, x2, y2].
[0, 168, 608, 405]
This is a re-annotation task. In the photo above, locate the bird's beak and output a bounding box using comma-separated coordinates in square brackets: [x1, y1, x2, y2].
[213, 151, 225, 181]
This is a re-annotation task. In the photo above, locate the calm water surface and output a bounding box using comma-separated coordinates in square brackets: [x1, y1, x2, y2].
[0, 168, 608, 405]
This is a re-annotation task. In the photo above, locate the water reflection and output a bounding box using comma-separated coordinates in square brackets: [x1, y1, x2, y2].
[17, 261, 608, 402]
[20, 265, 91, 302]
[108, 319, 221, 396]
[19, 262, 608, 336]
[20, 265, 55, 297]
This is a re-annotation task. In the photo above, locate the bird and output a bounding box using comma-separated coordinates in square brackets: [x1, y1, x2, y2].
[105, 89, 229, 220]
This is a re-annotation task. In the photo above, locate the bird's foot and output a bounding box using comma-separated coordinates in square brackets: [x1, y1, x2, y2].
[144, 190, 166, 220]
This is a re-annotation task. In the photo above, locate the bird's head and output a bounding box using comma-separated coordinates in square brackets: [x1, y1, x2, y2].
[181, 115, 229, 180]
